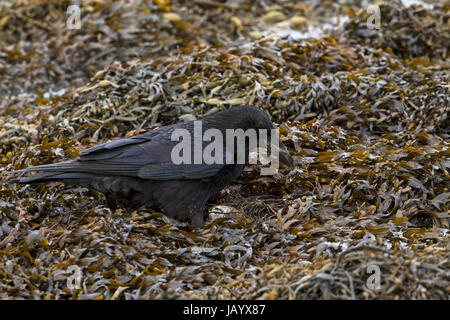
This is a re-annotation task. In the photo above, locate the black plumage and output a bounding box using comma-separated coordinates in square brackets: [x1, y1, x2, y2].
[11, 106, 293, 227]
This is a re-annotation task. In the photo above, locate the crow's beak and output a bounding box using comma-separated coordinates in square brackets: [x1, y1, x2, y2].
[266, 140, 293, 168]
[278, 142, 294, 168]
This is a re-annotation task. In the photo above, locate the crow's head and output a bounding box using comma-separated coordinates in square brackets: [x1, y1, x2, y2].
[205, 105, 293, 168]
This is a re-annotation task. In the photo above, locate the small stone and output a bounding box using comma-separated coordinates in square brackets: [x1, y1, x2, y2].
[249, 31, 263, 40]
[290, 16, 307, 29]
[262, 11, 286, 23]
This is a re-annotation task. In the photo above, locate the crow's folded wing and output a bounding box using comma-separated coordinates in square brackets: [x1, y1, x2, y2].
[18, 122, 228, 180]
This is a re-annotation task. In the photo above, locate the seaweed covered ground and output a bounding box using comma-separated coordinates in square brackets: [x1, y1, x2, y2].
[0, 0, 449, 299]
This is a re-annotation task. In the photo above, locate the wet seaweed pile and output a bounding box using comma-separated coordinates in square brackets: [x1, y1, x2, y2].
[0, 1, 449, 299]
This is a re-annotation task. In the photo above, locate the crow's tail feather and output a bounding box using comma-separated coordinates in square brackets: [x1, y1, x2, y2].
[9, 172, 103, 184]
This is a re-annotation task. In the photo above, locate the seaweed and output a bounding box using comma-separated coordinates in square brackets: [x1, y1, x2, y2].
[0, 0, 448, 299]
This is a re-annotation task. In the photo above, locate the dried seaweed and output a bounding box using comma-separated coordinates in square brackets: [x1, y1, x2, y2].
[0, 0, 449, 299]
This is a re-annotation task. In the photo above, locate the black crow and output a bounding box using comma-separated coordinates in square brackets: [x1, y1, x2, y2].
[10, 105, 293, 227]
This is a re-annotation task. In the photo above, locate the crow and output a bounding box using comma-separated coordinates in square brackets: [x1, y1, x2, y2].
[10, 105, 293, 227]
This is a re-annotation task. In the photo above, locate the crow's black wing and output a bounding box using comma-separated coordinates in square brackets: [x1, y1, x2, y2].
[17, 121, 227, 180]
